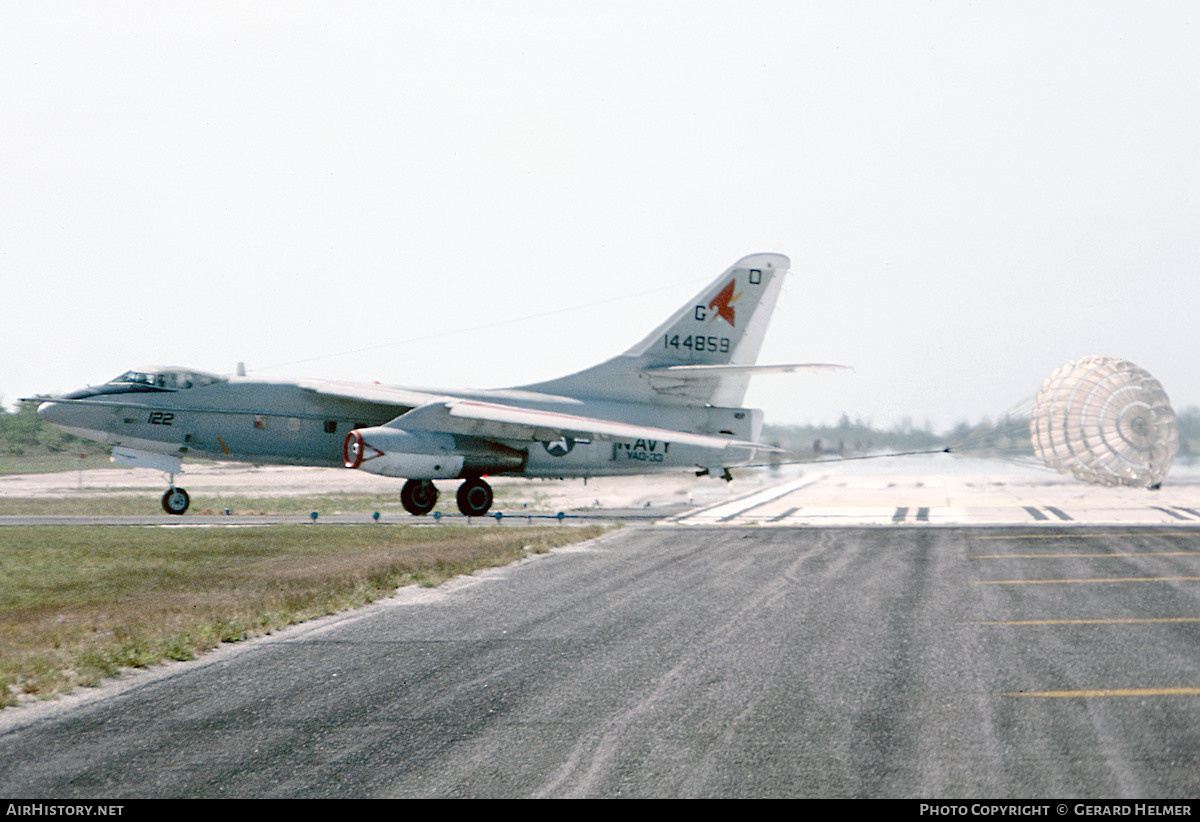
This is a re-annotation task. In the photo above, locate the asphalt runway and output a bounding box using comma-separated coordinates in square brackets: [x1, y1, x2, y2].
[1, 520, 1198, 797]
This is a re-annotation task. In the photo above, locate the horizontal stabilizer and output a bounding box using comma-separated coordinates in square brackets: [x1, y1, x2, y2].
[644, 363, 852, 377]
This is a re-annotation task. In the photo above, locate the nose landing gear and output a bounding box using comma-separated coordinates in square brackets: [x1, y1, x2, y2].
[161, 485, 190, 515]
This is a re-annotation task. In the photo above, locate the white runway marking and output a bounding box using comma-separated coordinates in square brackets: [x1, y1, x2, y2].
[669, 455, 1200, 527]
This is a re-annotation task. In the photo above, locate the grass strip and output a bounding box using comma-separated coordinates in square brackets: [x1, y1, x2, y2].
[0, 494, 407, 517]
[0, 523, 609, 707]
[0, 484, 556, 517]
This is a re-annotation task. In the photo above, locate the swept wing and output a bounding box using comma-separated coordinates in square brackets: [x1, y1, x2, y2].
[383, 398, 776, 452]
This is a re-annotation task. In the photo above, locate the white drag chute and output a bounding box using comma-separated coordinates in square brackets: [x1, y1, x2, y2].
[1029, 356, 1178, 489]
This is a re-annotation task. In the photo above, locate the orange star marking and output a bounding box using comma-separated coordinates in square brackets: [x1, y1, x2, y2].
[707, 278, 742, 327]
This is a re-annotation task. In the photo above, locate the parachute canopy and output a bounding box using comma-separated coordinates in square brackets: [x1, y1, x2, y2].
[1030, 356, 1178, 489]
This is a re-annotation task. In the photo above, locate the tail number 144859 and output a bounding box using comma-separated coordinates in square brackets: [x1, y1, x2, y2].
[664, 335, 730, 353]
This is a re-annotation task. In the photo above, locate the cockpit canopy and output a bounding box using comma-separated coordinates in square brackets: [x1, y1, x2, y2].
[108, 367, 228, 391]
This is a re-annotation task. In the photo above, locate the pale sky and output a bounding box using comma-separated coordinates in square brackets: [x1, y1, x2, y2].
[3, 1, 1198, 431]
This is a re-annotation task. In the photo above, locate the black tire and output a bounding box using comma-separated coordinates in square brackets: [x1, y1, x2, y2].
[162, 487, 190, 515]
[400, 479, 439, 516]
[456, 478, 493, 517]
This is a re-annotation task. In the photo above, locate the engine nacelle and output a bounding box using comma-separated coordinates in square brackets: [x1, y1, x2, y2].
[343, 427, 465, 479]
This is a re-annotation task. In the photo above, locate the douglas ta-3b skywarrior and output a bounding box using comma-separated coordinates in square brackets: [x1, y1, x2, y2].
[36, 253, 840, 516]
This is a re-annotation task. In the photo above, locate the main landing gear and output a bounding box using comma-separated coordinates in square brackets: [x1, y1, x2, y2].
[456, 477, 493, 517]
[399, 477, 494, 517]
[400, 479, 438, 516]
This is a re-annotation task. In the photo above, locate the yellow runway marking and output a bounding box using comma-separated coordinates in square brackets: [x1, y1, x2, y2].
[1005, 687, 1200, 698]
[970, 533, 1200, 541]
[973, 552, 1200, 559]
[975, 576, 1200, 585]
[976, 617, 1200, 626]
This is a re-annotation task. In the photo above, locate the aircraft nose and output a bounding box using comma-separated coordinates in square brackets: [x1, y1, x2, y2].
[36, 400, 63, 423]
[36, 399, 78, 428]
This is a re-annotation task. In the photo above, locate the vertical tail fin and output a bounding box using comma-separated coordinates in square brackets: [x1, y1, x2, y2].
[522, 253, 789, 406]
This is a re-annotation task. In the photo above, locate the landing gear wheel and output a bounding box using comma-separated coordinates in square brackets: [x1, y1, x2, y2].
[400, 479, 439, 516]
[162, 487, 190, 515]
[456, 478, 493, 517]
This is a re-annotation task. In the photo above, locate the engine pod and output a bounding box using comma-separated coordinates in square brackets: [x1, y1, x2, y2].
[344, 428, 465, 478]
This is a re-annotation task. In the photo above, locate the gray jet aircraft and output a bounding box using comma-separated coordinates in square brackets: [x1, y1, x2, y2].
[36, 253, 838, 516]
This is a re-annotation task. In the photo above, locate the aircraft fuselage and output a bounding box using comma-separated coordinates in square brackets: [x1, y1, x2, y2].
[38, 375, 757, 478]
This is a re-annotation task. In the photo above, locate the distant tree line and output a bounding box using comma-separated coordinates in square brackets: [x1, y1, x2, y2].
[764, 406, 1200, 463]
[1179, 406, 1200, 462]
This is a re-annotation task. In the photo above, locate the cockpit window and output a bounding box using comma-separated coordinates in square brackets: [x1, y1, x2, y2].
[112, 371, 158, 387]
[109, 368, 227, 390]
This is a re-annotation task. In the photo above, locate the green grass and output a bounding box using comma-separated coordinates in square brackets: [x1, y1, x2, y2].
[0, 492, 567, 517]
[0, 523, 611, 708]
[0, 489, 543, 517]
[0, 485, 583, 517]
[0, 493, 408, 517]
